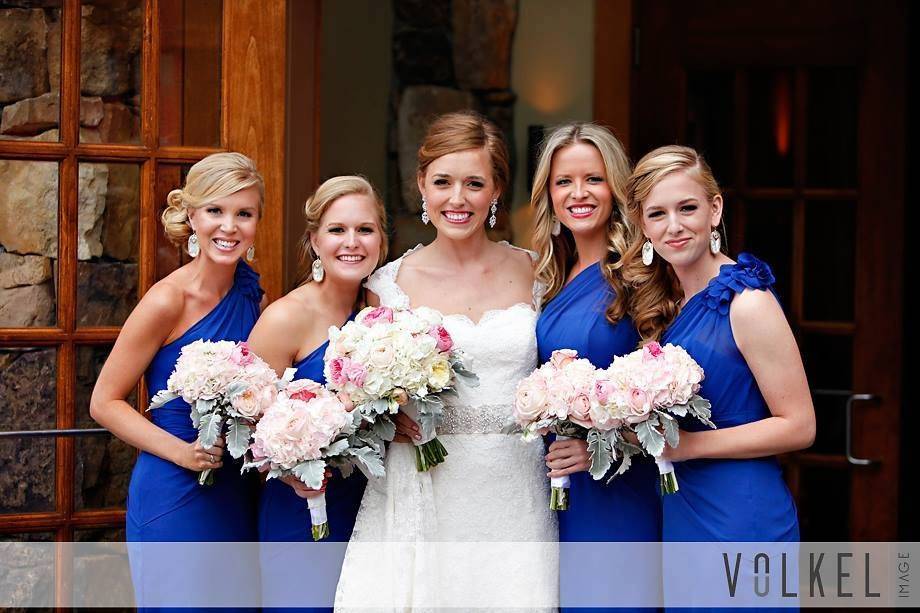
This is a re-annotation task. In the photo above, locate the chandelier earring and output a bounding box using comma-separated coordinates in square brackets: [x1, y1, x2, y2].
[421, 197, 430, 225]
[551, 217, 561, 236]
[641, 239, 655, 266]
[489, 198, 498, 229]
[709, 229, 722, 254]
[187, 233, 200, 257]
[311, 257, 325, 283]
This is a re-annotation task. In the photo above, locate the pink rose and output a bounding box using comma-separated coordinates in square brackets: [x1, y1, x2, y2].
[343, 360, 367, 388]
[625, 388, 653, 424]
[568, 393, 593, 427]
[594, 378, 614, 406]
[642, 342, 663, 362]
[514, 374, 550, 423]
[428, 325, 453, 352]
[549, 349, 578, 370]
[362, 306, 394, 327]
[328, 358, 347, 386]
[230, 342, 256, 367]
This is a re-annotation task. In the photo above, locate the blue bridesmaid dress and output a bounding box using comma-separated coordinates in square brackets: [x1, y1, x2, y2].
[660, 254, 799, 610]
[126, 260, 263, 610]
[258, 314, 367, 610]
[536, 262, 662, 612]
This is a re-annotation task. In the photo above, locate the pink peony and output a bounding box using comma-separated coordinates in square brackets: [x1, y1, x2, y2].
[230, 342, 257, 367]
[362, 306, 394, 327]
[328, 358, 348, 387]
[514, 371, 551, 423]
[428, 325, 453, 352]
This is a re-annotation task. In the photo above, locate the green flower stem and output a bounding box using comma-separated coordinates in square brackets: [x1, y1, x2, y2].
[660, 471, 679, 495]
[550, 486, 569, 511]
[198, 468, 214, 486]
[312, 522, 330, 541]
[414, 437, 449, 472]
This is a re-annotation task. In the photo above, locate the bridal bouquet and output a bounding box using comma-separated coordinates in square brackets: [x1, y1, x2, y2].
[324, 305, 477, 471]
[592, 341, 715, 494]
[243, 377, 385, 540]
[510, 349, 605, 511]
[149, 340, 280, 485]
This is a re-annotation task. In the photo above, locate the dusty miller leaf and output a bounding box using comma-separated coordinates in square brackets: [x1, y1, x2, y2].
[635, 417, 664, 457]
[587, 429, 613, 481]
[197, 412, 223, 449]
[659, 412, 680, 448]
[292, 460, 326, 489]
[226, 418, 252, 459]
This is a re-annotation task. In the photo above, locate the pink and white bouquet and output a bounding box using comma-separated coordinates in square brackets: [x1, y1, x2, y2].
[592, 341, 715, 493]
[510, 349, 600, 510]
[324, 305, 477, 471]
[149, 340, 280, 485]
[243, 377, 385, 540]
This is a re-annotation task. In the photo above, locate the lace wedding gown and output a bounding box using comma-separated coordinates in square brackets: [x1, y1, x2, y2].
[334, 245, 559, 611]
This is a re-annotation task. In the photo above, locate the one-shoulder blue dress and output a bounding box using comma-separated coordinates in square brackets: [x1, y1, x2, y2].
[258, 313, 366, 610]
[660, 254, 799, 611]
[126, 260, 263, 609]
[536, 263, 662, 612]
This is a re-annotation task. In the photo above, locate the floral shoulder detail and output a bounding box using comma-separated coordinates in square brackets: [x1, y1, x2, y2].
[703, 253, 775, 315]
[235, 260, 265, 302]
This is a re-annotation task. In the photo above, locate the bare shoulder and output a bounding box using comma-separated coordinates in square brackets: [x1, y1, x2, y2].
[497, 242, 537, 279]
[135, 276, 186, 322]
[256, 285, 315, 332]
[729, 287, 790, 350]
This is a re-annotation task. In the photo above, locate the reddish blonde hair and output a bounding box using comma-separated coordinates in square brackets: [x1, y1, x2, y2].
[417, 110, 510, 200]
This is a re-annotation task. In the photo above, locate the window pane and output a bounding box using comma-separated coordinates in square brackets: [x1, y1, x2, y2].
[807, 67, 858, 188]
[803, 200, 855, 321]
[76, 162, 139, 327]
[0, 159, 58, 328]
[741, 200, 793, 308]
[0, 531, 56, 610]
[154, 163, 194, 281]
[0, 1, 63, 142]
[158, 0, 222, 147]
[686, 70, 735, 187]
[747, 68, 795, 187]
[0, 347, 57, 514]
[79, 0, 142, 144]
[797, 466, 849, 540]
[74, 345, 134, 510]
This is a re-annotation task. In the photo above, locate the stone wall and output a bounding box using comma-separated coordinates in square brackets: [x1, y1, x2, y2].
[388, 0, 519, 255]
[0, 0, 141, 519]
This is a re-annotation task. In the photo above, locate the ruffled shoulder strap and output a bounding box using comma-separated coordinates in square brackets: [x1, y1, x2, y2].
[500, 240, 546, 312]
[702, 253, 776, 315]
[363, 245, 422, 309]
[234, 260, 265, 303]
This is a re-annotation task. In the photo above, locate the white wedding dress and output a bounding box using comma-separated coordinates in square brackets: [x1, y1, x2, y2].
[334, 244, 559, 612]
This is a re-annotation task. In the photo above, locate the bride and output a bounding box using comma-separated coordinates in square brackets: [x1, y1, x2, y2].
[334, 111, 558, 611]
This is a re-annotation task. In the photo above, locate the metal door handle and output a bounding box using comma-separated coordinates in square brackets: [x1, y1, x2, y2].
[811, 389, 878, 466]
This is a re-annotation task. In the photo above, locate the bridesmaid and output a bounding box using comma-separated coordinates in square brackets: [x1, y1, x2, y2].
[617, 145, 815, 608]
[533, 123, 662, 611]
[90, 153, 266, 608]
[247, 176, 388, 610]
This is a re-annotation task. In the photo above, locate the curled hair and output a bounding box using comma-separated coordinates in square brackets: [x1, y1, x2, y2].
[161, 152, 264, 249]
[611, 145, 722, 341]
[417, 110, 510, 201]
[530, 123, 635, 313]
[295, 175, 389, 286]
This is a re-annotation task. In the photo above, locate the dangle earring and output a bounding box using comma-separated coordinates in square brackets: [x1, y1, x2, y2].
[489, 198, 498, 229]
[709, 229, 722, 254]
[311, 257, 325, 282]
[641, 240, 654, 266]
[551, 217, 561, 236]
[421, 197, 430, 225]
[245, 245, 255, 262]
[187, 233, 200, 257]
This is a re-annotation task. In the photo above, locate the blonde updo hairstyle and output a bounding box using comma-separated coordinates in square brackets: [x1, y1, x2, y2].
[611, 145, 722, 341]
[162, 152, 265, 250]
[417, 110, 510, 204]
[296, 175, 389, 286]
[531, 122, 635, 311]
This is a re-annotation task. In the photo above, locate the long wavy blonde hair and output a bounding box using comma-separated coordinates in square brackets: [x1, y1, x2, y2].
[295, 175, 389, 286]
[610, 145, 722, 341]
[161, 152, 264, 250]
[531, 123, 634, 314]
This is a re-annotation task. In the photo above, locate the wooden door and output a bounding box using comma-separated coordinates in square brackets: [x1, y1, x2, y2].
[0, 0, 286, 603]
[619, 0, 905, 540]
